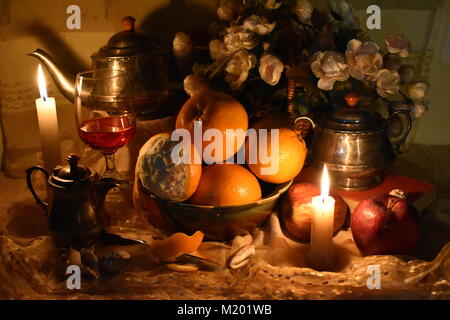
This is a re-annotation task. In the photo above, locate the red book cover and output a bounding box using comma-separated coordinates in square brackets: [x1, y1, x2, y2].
[294, 166, 437, 213]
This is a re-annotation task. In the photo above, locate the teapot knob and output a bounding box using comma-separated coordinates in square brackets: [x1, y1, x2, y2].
[344, 92, 359, 107]
[67, 153, 80, 176]
[122, 16, 135, 32]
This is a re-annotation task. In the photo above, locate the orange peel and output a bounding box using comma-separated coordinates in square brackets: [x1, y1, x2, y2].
[167, 263, 199, 272]
[151, 231, 204, 262]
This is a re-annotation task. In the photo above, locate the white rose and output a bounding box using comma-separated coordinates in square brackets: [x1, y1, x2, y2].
[375, 69, 400, 97]
[407, 81, 430, 101]
[183, 74, 210, 97]
[224, 26, 258, 52]
[259, 54, 284, 86]
[385, 34, 411, 58]
[410, 99, 429, 119]
[294, 0, 314, 23]
[243, 15, 276, 36]
[173, 32, 193, 57]
[346, 39, 383, 81]
[225, 50, 257, 90]
[311, 51, 350, 90]
[217, 0, 235, 21]
[209, 39, 230, 60]
[265, 0, 282, 10]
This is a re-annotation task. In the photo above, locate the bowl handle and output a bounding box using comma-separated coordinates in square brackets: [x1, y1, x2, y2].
[293, 116, 316, 129]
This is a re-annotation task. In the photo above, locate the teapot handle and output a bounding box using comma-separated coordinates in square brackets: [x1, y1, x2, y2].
[25, 166, 49, 211]
[388, 110, 413, 154]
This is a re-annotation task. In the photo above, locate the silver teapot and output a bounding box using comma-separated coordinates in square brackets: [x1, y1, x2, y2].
[26, 154, 118, 247]
[302, 93, 412, 191]
[28, 16, 180, 119]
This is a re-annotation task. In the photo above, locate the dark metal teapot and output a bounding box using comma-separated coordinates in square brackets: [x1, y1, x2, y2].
[300, 93, 412, 191]
[26, 154, 118, 247]
[28, 16, 179, 119]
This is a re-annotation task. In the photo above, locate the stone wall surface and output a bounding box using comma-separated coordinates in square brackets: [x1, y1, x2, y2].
[0, 0, 448, 177]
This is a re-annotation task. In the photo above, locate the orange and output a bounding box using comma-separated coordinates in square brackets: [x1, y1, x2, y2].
[176, 91, 248, 163]
[246, 126, 307, 184]
[189, 164, 262, 206]
[136, 133, 202, 202]
[151, 231, 204, 262]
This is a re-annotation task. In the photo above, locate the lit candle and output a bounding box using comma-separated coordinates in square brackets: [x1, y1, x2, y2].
[307, 164, 335, 270]
[36, 64, 61, 172]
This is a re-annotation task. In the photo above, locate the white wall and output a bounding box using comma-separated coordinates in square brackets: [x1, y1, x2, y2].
[352, 0, 450, 145]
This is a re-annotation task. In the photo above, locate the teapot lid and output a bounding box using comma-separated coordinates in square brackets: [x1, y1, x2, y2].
[50, 154, 96, 187]
[96, 16, 151, 57]
[320, 92, 386, 131]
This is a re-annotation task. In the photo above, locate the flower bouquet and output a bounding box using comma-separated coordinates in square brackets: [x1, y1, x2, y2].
[172, 0, 430, 138]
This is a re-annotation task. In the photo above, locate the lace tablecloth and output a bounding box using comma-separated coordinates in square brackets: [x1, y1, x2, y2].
[1, 144, 449, 299]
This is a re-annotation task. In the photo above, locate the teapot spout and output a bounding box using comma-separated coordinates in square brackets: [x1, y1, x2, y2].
[27, 49, 76, 102]
[95, 178, 119, 201]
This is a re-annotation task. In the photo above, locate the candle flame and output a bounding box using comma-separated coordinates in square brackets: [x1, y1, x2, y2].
[37, 64, 48, 100]
[321, 164, 330, 198]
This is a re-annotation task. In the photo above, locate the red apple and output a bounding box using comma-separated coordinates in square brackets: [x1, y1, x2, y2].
[351, 191, 420, 256]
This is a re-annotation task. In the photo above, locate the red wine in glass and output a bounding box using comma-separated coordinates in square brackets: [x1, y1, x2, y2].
[78, 115, 136, 155]
[75, 68, 136, 185]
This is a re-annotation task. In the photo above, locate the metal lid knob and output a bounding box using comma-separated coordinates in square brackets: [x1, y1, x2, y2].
[320, 92, 385, 131]
[49, 153, 95, 187]
[96, 16, 151, 57]
[68, 153, 80, 176]
[344, 92, 359, 107]
[122, 16, 135, 32]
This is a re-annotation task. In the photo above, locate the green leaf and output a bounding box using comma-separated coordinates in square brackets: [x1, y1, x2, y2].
[192, 63, 209, 75]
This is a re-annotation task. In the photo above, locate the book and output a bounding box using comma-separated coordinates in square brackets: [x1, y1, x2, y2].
[294, 166, 437, 213]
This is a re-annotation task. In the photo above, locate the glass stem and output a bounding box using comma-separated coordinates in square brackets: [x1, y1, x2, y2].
[103, 153, 119, 178]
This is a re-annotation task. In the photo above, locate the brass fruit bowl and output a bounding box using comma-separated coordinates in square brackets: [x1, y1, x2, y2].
[136, 180, 292, 241]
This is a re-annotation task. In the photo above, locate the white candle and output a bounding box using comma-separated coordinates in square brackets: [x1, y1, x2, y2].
[307, 164, 335, 270]
[36, 64, 61, 172]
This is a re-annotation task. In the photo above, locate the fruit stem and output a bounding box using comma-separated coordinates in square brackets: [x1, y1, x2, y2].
[387, 197, 398, 211]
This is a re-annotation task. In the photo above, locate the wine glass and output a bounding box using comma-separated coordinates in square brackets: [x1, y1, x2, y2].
[75, 68, 136, 185]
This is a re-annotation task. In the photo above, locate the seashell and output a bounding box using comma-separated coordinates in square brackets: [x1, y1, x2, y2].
[67, 248, 82, 266]
[229, 245, 255, 269]
[80, 248, 98, 270]
[116, 250, 131, 260]
[66, 247, 99, 279]
[389, 189, 407, 199]
[100, 251, 130, 275]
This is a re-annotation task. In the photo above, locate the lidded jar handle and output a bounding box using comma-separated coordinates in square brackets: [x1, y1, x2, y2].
[388, 110, 413, 154]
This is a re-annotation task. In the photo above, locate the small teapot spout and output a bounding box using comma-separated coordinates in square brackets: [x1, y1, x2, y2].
[94, 178, 119, 202]
[27, 49, 76, 102]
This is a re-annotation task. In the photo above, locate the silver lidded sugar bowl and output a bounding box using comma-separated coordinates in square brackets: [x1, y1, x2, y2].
[301, 93, 412, 190]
